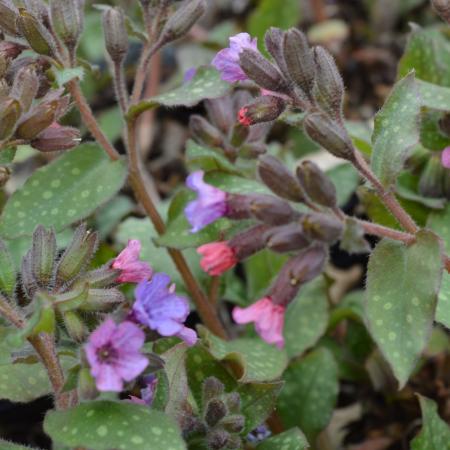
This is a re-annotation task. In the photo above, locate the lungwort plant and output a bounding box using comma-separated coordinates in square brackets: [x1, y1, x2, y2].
[0, 0, 448, 449]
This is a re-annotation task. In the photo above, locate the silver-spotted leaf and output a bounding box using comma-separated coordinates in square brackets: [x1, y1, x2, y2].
[0, 144, 127, 238]
[371, 72, 421, 188]
[365, 230, 443, 387]
[277, 348, 339, 438]
[411, 395, 450, 450]
[256, 428, 309, 450]
[43, 400, 186, 450]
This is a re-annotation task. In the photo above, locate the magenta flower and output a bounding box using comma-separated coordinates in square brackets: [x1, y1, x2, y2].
[197, 242, 237, 276]
[132, 273, 197, 346]
[212, 32, 258, 83]
[112, 240, 152, 283]
[232, 297, 285, 348]
[185, 171, 227, 233]
[85, 319, 148, 392]
[442, 146, 450, 169]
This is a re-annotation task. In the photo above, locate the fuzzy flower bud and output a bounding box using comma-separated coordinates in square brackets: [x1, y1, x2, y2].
[31, 123, 80, 152]
[10, 66, 39, 112]
[296, 160, 337, 208]
[432, 0, 450, 23]
[102, 7, 128, 63]
[205, 399, 228, 427]
[197, 242, 237, 276]
[301, 213, 344, 244]
[265, 223, 311, 253]
[15, 100, 58, 140]
[0, 1, 20, 36]
[257, 154, 305, 202]
[264, 27, 290, 79]
[238, 95, 286, 126]
[189, 115, 224, 147]
[50, 0, 84, 52]
[303, 113, 355, 161]
[162, 0, 206, 43]
[239, 48, 288, 93]
[0, 98, 21, 140]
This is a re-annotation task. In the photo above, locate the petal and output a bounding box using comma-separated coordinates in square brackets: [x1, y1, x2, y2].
[152, 317, 184, 336]
[149, 294, 190, 321]
[186, 170, 206, 192]
[176, 327, 198, 346]
[114, 354, 149, 381]
[442, 147, 450, 169]
[113, 321, 145, 352]
[95, 364, 123, 392]
[88, 318, 116, 348]
[232, 298, 271, 324]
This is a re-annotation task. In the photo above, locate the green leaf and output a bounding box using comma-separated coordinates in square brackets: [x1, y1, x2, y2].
[411, 395, 450, 450]
[0, 144, 128, 238]
[326, 163, 360, 207]
[238, 381, 283, 434]
[284, 278, 329, 358]
[420, 111, 450, 151]
[340, 217, 371, 254]
[418, 80, 450, 110]
[346, 120, 373, 156]
[371, 72, 421, 188]
[53, 66, 84, 87]
[200, 327, 288, 383]
[0, 356, 74, 402]
[98, 106, 124, 143]
[0, 440, 42, 450]
[185, 140, 240, 175]
[127, 67, 231, 120]
[277, 348, 339, 438]
[248, 0, 301, 54]
[205, 171, 271, 195]
[0, 148, 16, 164]
[43, 400, 186, 450]
[256, 428, 309, 450]
[427, 205, 450, 328]
[365, 230, 443, 387]
[398, 26, 450, 86]
[0, 241, 16, 296]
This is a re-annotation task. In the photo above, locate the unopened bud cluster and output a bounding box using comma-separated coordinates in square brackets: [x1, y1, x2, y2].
[0, 224, 125, 342]
[182, 377, 245, 449]
[0, 0, 83, 152]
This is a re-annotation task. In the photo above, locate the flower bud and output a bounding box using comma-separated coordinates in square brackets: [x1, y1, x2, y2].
[312, 46, 344, 119]
[15, 101, 58, 140]
[229, 224, 270, 260]
[220, 414, 245, 434]
[225, 392, 241, 414]
[207, 429, 230, 450]
[102, 7, 128, 63]
[31, 123, 80, 152]
[432, 0, 450, 23]
[63, 310, 87, 342]
[162, 0, 206, 43]
[296, 160, 337, 208]
[230, 122, 249, 147]
[0, 99, 21, 140]
[29, 225, 56, 288]
[257, 154, 305, 202]
[202, 376, 225, 405]
[248, 194, 296, 225]
[418, 155, 446, 198]
[10, 66, 39, 112]
[78, 367, 98, 400]
[238, 142, 266, 159]
[17, 8, 57, 56]
[270, 243, 327, 306]
[301, 212, 344, 244]
[283, 28, 315, 96]
[204, 398, 228, 427]
[21, 251, 37, 299]
[55, 224, 99, 284]
[265, 223, 311, 253]
[0, 41, 26, 59]
[224, 435, 241, 449]
[84, 264, 119, 288]
[239, 48, 288, 93]
[264, 27, 290, 79]
[238, 95, 286, 126]
[303, 113, 355, 161]
[0, 1, 20, 36]
[50, 0, 84, 52]
[189, 115, 224, 147]
[81, 288, 125, 311]
[205, 97, 234, 134]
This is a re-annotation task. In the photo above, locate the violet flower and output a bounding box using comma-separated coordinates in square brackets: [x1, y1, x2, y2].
[132, 273, 197, 346]
[232, 297, 285, 348]
[442, 146, 450, 169]
[185, 170, 227, 233]
[129, 374, 158, 406]
[85, 319, 148, 392]
[212, 32, 258, 83]
[112, 239, 152, 283]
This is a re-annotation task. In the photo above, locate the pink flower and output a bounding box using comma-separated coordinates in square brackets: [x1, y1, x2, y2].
[112, 240, 152, 283]
[197, 242, 238, 276]
[212, 33, 258, 83]
[232, 297, 285, 348]
[442, 146, 450, 169]
[85, 319, 148, 392]
[238, 107, 252, 127]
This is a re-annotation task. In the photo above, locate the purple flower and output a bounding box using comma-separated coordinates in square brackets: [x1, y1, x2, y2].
[442, 146, 450, 169]
[133, 273, 197, 346]
[212, 32, 258, 83]
[85, 319, 148, 392]
[128, 374, 158, 406]
[184, 170, 227, 233]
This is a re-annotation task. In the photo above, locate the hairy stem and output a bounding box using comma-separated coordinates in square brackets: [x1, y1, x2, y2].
[354, 218, 416, 244]
[0, 296, 69, 409]
[353, 151, 419, 234]
[127, 121, 228, 339]
[113, 61, 129, 114]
